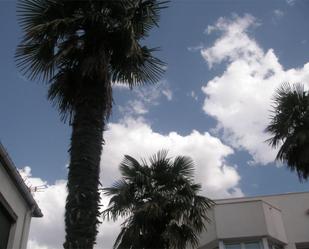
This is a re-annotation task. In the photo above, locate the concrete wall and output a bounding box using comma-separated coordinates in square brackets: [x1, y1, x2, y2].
[262, 193, 309, 249]
[0, 162, 32, 249]
[262, 202, 287, 244]
[215, 200, 267, 239]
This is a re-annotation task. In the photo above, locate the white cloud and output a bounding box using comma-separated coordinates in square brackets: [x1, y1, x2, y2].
[273, 9, 284, 21]
[286, 0, 296, 6]
[190, 90, 199, 101]
[120, 99, 149, 115]
[202, 14, 261, 68]
[273, 9, 284, 18]
[25, 116, 242, 249]
[188, 44, 204, 52]
[101, 117, 242, 198]
[200, 14, 309, 165]
[118, 80, 173, 116]
[134, 81, 172, 103]
[27, 240, 52, 249]
[162, 88, 173, 101]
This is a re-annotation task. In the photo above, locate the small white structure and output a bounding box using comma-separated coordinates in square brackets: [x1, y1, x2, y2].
[198, 192, 309, 249]
[0, 142, 42, 249]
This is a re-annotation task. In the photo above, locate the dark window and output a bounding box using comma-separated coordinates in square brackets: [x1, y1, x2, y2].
[296, 243, 309, 249]
[225, 242, 263, 249]
[0, 203, 13, 249]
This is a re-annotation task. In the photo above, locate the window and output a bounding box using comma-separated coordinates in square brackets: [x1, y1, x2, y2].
[224, 241, 262, 249]
[270, 243, 284, 249]
[296, 243, 309, 249]
[0, 203, 14, 249]
[245, 242, 262, 249]
[0, 198, 16, 249]
[226, 244, 242, 249]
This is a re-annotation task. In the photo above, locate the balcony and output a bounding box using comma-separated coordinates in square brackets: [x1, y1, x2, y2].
[214, 200, 287, 243]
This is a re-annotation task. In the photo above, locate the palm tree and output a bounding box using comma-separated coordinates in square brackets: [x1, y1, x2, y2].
[103, 151, 214, 249]
[16, 1, 167, 248]
[266, 83, 309, 181]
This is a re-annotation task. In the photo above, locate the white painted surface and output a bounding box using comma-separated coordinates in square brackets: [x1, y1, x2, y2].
[215, 200, 268, 239]
[0, 162, 32, 249]
[262, 202, 287, 244]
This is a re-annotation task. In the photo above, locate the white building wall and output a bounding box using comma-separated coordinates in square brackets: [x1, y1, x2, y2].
[197, 192, 309, 249]
[0, 162, 32, 249]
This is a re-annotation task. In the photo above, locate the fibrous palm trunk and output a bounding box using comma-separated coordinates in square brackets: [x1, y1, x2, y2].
[64, 77, 111, 249]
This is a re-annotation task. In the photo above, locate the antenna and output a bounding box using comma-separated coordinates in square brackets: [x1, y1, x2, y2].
[28, 184, 47, 193]
[21, 175, 47, 194]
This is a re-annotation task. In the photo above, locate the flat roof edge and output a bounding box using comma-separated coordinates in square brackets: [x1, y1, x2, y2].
[214, 191, 309, 203]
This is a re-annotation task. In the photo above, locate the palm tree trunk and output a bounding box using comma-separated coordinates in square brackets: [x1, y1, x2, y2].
[63, 81, 109, 249]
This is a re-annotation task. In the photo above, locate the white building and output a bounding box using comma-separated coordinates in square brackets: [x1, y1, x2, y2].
[198, 192, 309, 249]
[0, 142, 42, 249]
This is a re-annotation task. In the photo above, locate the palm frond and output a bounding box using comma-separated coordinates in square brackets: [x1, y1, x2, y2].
[130, 0, 169, 38]
[165, 223, 199, 249]
[47, 68, 79, 120]
[266, 83, 308, 146]
[172, 156, 195, 179]
[110, 46, 166, 87]
[16, 0, 79, 81]
[266, 82, 309, 181]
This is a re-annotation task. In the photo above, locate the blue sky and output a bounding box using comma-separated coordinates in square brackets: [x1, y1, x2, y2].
[1, 0, 309, 248]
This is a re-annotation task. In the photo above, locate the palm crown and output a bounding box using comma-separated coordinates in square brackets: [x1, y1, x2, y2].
[266, 83, 309, 180]
[103, 151, 214, 249]
[16, 0, 166, 118]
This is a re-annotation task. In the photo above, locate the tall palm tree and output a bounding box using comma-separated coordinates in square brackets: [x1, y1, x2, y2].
[266, 83, 309, 181]
[103, 151, 214, 249]
[16, 1, 167, 248]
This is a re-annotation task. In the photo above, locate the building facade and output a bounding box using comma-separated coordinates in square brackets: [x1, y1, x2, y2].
[197, 192, 309, 249]
[0, 143, 42, 249]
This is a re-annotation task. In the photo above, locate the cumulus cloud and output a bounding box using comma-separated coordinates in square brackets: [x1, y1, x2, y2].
[101, 117, 242, 198]
[24, 115, 242, 249]
[200, 14, 309, 165]
[20, 167, 66, 249]
[202, 14, 261, 68]
[27, 240, 51, 249]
